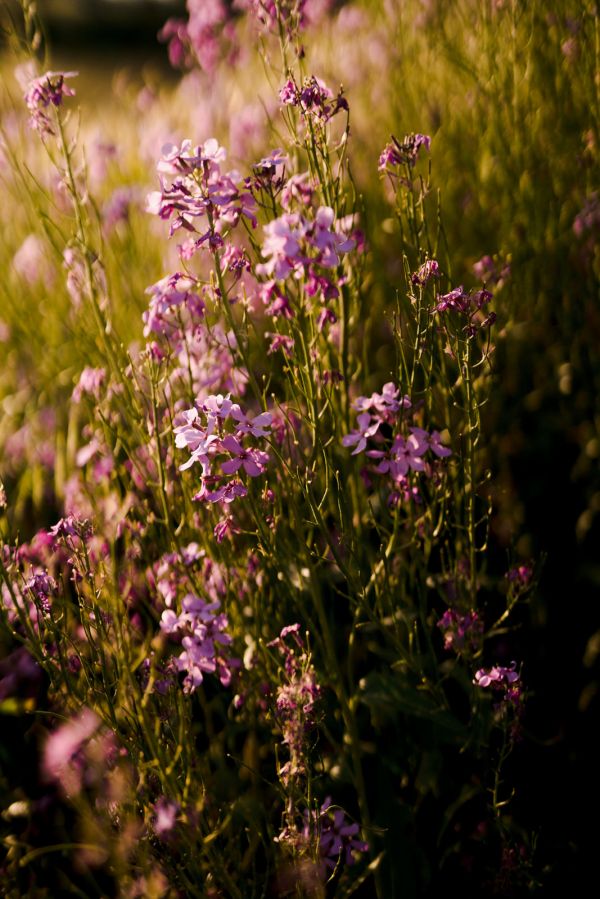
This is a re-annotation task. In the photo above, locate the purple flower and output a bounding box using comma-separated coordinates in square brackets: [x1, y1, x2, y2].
[353, 381, 409, 417]
[268, 624, 321, 786]
[257, 207, 353, 284]
[48, 515, 92, 543]
[147, 138, 256, 249]
[437, 608, 482, 652]
[411, 258, 440, 286]
[253, 148, 288, 177]
[143, 272, 205, 342]
[474, 662, 520, 689]
[341, 412, 380, 455]
[220, 435, 269, 477]
[213, 515, 240, 543]
[24, 570, 57, 615]
[229, 408, 273, 438]
[160, 593, 235, 693]
[266, 332, 295, 356]
[506, 563, 533, 590]
[279, 79, 298, 106]
[409, 427, 452, 458]
[197, 478, 249, 504]
[302, 800, 368, 877]
[281, 173, 314, 210]
[24, 70, 77, 135]
[388, 432, 427, 476]
[379, 133, 431, 172]
[241, 0, 332, 35]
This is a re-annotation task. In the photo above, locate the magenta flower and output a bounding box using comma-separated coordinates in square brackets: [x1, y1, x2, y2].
[257, 213, 307, 280]
[268, 624, 322, 786]
[388, 432, 427, 476]
[257, 207, 354, 284]
[279, 79, 297, 105]
[213, 515, 240, 543]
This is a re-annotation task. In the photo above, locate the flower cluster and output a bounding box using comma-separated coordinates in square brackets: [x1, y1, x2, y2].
[257, 205, 354, 327]
[160, 593, 236, 693]
[506, 563, 533, 593]
[146, 138, 256, 255]
[267, 624, 322, 786]
[474, 662, 523, 722]
[434, 285, 496, 335]
[241, 0, 330, 34]
[159, 0, 232, 72]
[174, 393, 272, 504]
[343, 382, 451, 498]
[23, 70, 77, 135]
[143, 272, 205, 345]
[437, 608, 483, 653]
[279, 75, 348, 125]
[379, 133, 431, 172]
[302, 799, 368, 878]
[411, 258, 440, 287]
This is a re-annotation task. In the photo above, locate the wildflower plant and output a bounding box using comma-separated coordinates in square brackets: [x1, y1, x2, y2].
[0, 0, 550, 895]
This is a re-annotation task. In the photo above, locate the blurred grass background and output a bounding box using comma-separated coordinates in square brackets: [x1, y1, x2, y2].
[1, 0, 599, 889]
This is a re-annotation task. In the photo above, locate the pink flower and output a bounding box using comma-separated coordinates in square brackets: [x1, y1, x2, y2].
[43, 708, 100, 795]
[266, 332, 295, 356]
[153, 798, 180, 838]
[12, 234, 48, 285]
[72, 367, 106, 403]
